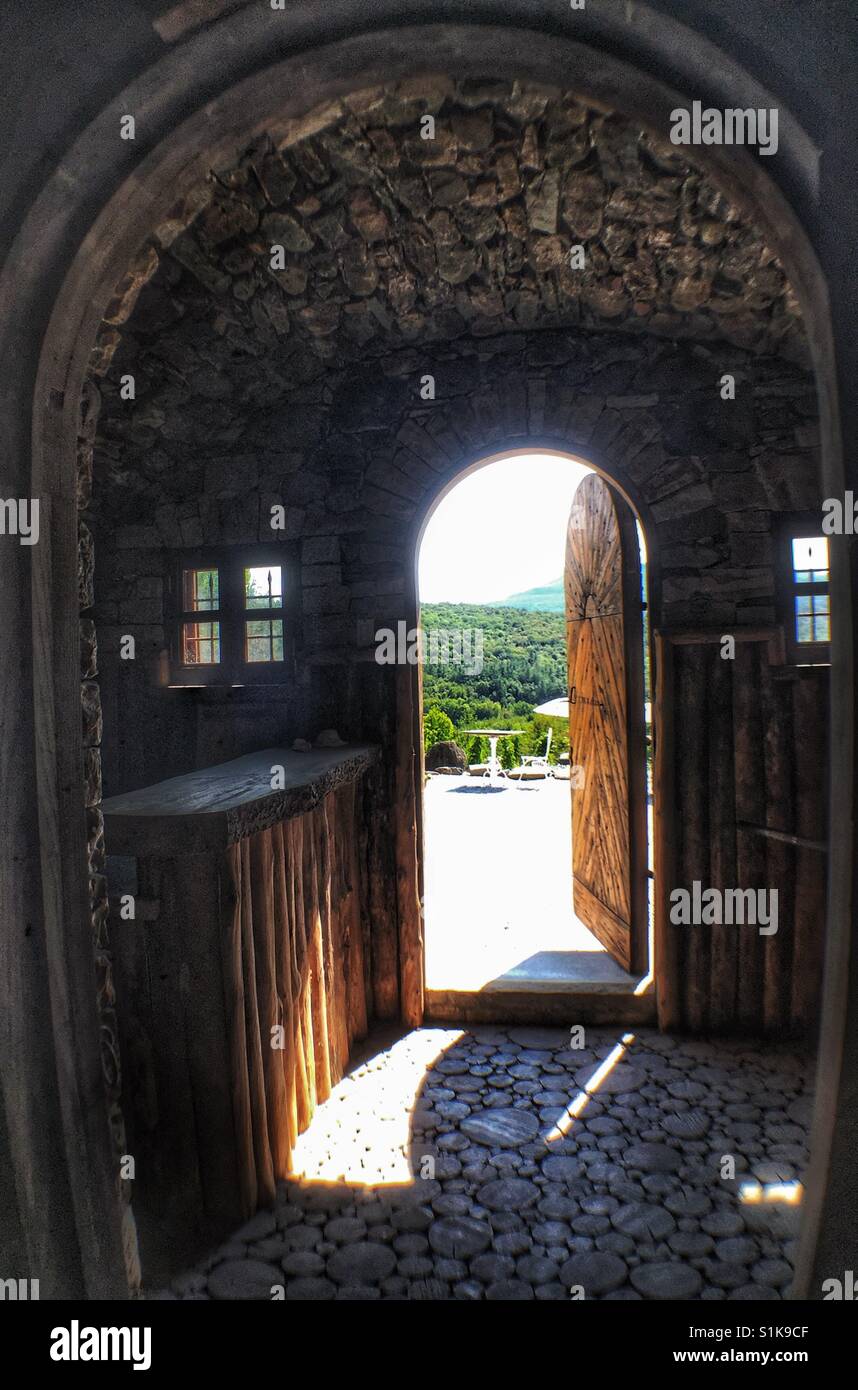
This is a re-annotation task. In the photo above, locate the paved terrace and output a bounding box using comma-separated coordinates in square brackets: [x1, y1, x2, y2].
[423, 773, 633, 991]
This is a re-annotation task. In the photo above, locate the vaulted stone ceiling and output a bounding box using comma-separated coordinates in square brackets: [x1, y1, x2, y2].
[90, 77, 806, 516]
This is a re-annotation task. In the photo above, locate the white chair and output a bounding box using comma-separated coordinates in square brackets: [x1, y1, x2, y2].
[508, 728, 553, 787]
[520, 726, 553, 774]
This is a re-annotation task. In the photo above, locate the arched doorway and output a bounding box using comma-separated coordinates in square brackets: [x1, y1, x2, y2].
[416, 450, 654, 1022]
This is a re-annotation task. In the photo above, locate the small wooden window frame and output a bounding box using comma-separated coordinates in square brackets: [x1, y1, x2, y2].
[776, 513, 831, 666]
[167, 544, 298, 686]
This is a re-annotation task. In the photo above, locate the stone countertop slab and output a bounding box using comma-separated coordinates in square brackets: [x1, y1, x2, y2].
[102, 744, 379, 856]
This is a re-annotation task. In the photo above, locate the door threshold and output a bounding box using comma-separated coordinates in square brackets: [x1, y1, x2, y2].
[425, 979, 655, 1026]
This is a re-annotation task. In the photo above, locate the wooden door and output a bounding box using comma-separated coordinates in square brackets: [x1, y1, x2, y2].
[565, 473, 648, 973]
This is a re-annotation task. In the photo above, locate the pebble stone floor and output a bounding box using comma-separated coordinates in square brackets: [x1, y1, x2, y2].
[152, 1025, 813, 1302]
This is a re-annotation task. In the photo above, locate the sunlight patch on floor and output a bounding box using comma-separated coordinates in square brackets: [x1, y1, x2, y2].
[544, 1032, 636, 1141]
[740, 1180, 803, 1205]
[289, 1029, 463, 1187]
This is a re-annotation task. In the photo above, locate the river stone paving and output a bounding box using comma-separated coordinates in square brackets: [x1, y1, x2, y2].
[150, 1025, 812, 1302]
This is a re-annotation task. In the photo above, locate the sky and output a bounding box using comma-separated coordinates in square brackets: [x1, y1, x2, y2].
[418, 452, 594, 604]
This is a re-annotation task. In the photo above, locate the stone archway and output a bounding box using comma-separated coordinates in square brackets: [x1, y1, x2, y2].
[0, 8, 847, 1300]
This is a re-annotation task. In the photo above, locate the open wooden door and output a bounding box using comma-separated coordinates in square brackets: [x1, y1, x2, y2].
[565, 473, 648, 974]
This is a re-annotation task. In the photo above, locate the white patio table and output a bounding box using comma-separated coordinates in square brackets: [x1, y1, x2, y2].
[461, 728, 522, 784]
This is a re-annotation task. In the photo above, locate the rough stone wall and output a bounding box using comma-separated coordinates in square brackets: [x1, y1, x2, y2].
[88, 76, 806, 392]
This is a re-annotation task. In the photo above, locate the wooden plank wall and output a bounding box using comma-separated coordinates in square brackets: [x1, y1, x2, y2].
[112, 776, 386, 1284]
[655, 631, 828, 1036]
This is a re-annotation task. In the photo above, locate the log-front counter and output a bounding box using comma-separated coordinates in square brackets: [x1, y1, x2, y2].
[103, 745, 382, 1285]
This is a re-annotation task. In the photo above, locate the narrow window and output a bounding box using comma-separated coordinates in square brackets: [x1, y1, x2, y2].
[791, 537, 830, 644]
[778, 521, 831, 665]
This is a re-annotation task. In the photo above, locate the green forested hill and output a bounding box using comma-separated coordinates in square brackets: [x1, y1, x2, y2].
[487, 577, 564, 612]
[420, 568, 648, 760]
[420, 601, 566, 733]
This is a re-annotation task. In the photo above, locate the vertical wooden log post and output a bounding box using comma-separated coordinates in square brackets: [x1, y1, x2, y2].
[365, 763, 399, 1019]
[679, 645, 710, 1033]
[653, 633, 679, 1030]
[762, 670, 795, 1034]
[249, 828, 291, 1182]
[271, 820, 299, 1156]
[709, 648, 738, 1028]
[791, 671, 828, 1028]
[303, 813, 332, 1106]
[220, 843, 256, 1220]
[733, 640, 767, 1030]
[292, 815, 316, 1129]
[395, 664, 424, 1027]
[240, 837, 275, 1207]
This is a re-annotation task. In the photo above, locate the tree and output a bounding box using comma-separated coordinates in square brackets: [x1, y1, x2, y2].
[499, 735, 520, 770]
[468, 735, 489, 765]
[423, 706, 455, 753]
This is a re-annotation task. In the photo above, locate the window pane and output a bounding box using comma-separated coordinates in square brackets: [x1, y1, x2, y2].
[182, 621, 220, 664]
[244, 566, 282, 610]
[245, 619, 284, 663]
[792, 536, 829, 584]
[795, 595, 830, 644]
[183, 568, 219, 612]
[812, 594, 830, 641]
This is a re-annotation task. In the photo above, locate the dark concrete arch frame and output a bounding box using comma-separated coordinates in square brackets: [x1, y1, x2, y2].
[0, 4, 848, 1299]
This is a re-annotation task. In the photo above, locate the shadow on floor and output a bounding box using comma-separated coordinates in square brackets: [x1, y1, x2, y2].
[448, 783, 509, 794]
